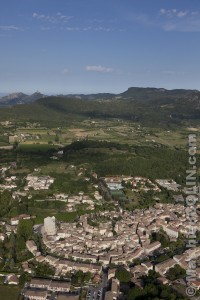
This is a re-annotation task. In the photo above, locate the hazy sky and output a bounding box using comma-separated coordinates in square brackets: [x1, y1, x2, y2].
[1, 0, 200, 94]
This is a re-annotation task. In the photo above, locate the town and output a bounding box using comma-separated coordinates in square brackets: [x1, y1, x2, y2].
[0, 159, 199, 300]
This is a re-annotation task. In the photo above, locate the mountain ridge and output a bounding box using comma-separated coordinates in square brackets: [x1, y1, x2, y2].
[1, 87, 200, 106]
[0, 91, 46, 106]
[0, 86, 200, 128]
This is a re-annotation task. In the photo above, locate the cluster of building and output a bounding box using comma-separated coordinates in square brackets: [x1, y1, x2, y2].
[23, 278, 79, 300]
[155, 179, 181, 192]
[24, 175, 54, 191]
[64, 194, 96, 212]
[131, 176, 161, 193]
[0, 120, 13, 127]
[103, 176, 177, 193]
[0, 214, 36, 240]
[0, 168, 55, 192]
[0, 171, 17, 190]
[9, 133, 41, 144]
[1, 163, 200, 298]
[129, 246, 200, 281]
[103, 176, 124, 190]
[46, 191, 102, 212]
[23, 202, 200, 281]
[10, 214, 33, 226]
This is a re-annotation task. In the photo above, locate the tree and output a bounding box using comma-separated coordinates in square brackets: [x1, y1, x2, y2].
[55, 134, 59, 143]
[19, 273, 31, 287]
[34, 262, 55, 277]
[0, 190, 11, 217]
[128, 287, 146, 300]
[9, 258, 15, 270]
[17, 219, 33, 241]
[115, 267, 131, 283]
[166, 265, 186, 281]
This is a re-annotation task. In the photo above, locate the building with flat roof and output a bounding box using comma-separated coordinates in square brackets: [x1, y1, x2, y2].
[44, 216, 57, 236]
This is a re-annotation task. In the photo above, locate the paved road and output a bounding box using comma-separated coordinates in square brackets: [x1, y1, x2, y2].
[86, 270, 108, 300]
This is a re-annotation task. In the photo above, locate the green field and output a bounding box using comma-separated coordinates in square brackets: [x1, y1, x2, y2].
[18, 143, 56, 153]
[0, 286, 20, 300]
[9, 119, 198, 152]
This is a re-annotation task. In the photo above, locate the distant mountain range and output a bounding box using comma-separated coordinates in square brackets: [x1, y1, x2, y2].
[0, 92, 45, 106]
[0, 87, 200, 128]
[1, 87, 199, 106]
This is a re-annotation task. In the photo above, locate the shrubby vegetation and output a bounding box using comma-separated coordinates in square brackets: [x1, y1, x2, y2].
[63, 140, 196, 183]
[166, 265, 186, 281]
[71, 270, 92, 285]
[0, 219, 34, 271]
[115, 267, 132, 283]
[1, 88, 200, 128]
[127, 270, 188, 300]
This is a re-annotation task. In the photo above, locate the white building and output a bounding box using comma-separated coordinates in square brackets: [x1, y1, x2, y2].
[144, 241, 161, 254]
[164, 226, 179, 239]
[44, 216, 57, 236]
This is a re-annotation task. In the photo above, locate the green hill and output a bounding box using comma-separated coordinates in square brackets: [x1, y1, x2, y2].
[0, 87, 200, 127]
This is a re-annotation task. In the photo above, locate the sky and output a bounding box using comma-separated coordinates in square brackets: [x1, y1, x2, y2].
[1, 0, 200, 94]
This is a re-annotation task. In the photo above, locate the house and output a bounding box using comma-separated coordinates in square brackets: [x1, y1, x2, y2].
[36, 255, 46, 263]
[7, 274, 19, 285]
[131, 278, 144, 289]
[45, 255, 59, 266]
[30, 278, 51, 289]
[93, 274, 101, 284]
[163, 226, 179, 239]
[99, 254, 111, 266]
[143, 241, 161, 254]
[49, 281, 70, 292]
[23, 289, 47, 300]
[141, 261, 153, 272]
[108, 268, 117, 280]
[157, 277, 169, 285]
[111, 278, 120, 300]
[57, 295, 79, 300]
[191, 281, 200, 290]
[130, 265, 146, 278]
[155, 259, 177, 276]
[72, 252, 97, 263]
[10, 214, 31, 226]
[130, 247, 144, 260]
[10, 217, 20, 226]
[26, 240, 37, 254]
[0, 233, 5, 241]
[22, 261, 32, 274]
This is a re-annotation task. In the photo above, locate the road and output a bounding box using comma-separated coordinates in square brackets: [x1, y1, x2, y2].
[86, 270, 108, 300]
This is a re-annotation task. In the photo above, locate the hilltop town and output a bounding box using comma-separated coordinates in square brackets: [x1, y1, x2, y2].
[0, 154, 199, 300]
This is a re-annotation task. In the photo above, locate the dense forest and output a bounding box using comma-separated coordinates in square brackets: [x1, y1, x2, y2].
[63, 140, 196, 183]
[0, 87, 200, 127]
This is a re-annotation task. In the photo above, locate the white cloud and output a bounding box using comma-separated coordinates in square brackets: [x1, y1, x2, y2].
[40, 26, 55, 31]
[86, 65, 114, 73]
[177, 11, 188, 18]
[162, 70, 185, 75]
[65, 26, 114, 32]
[159, 9, 200, 32]
[93, 26, 113, 32]
[160, 8, 188, 18]
[65, 27, 81, 31]
[0, 25, 22, 31]
[126, 8, 200, 33]
[32, 12, 73, 23]
[62, 68, 69, 74]
[160, 8, 166, 15]
[191, 11, 199, 16]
